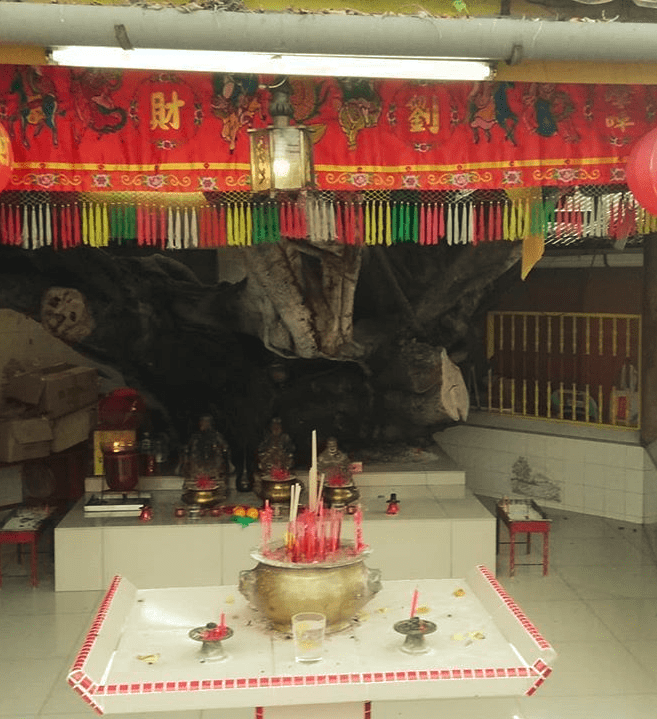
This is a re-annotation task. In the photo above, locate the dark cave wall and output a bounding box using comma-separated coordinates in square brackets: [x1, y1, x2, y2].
[0, 241, 520, 469]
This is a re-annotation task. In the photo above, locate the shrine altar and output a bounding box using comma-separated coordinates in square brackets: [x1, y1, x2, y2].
[67, 566, 556, 715]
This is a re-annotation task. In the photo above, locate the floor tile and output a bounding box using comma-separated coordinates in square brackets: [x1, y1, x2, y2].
[372, 697, 522, 719]
[496, 572, 581, 603]
[517, 694, 657, 719]
[536, 639, 656, 696]
[623, 640, 657, 682]
[544, 511, 622, 539]
[513, 599, 614, 642]
[556, 565, 657, 600]
[0, 657, 61, 715]
[549, 535, 654, 568]
[588, 598, 657, 641]
[0, 611, 91, 660]
[0, 586, 102, 616]
[201, 709, 259, 719]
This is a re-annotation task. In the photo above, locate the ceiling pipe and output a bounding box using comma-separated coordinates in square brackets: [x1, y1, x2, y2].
[1, 5, 657, 63]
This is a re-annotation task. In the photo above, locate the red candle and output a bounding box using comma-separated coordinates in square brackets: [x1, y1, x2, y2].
[260, 500, 273, 554]
[410, 588, 419, 619]
[305, 514, 316, 562]
[354, 505, 364, 553]
[318, 516, 326, 561]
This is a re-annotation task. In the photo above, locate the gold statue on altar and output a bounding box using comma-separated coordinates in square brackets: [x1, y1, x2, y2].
[318, 437, 359, 509]
[181, 414, 229, 506]
[255, 418, 297, 504]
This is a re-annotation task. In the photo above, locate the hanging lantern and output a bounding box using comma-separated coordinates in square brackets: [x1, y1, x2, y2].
[248, 79, 314, 195]
[626, 127, 657, 215]
[0, 122, 14, 193]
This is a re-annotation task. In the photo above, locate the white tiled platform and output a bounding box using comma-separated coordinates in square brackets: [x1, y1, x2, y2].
[356, 444, 465, 487]
[55, 454, 494, 592]
[2, 501, 657, 718]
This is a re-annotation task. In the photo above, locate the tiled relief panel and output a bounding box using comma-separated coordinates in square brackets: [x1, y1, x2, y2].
[437, 425, 647, 523]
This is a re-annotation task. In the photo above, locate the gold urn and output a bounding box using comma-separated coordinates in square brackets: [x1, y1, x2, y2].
[322, 484, 360, 509]
[239, 543, 381, 633]
[255, 473, 299, 505]
[181, 486, 226, 507]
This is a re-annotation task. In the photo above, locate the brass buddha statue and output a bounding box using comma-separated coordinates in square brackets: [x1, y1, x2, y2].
[181, 414, 229, 506]
[318, 437, 359, 509]
[255, 418, 297, 504]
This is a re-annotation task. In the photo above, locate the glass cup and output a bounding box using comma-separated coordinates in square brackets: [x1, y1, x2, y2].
[292, 612, 326, 663]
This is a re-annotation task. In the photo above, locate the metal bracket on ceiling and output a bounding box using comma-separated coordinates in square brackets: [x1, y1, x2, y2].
[506, 43, 523, 66]
[114, 24, 133, 51]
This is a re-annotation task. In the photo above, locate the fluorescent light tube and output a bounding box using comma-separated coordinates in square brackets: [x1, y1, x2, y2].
[49, 47, 494, 81]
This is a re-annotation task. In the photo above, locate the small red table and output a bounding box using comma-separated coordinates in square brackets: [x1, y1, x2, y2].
[496, 498, 551, 577]
[0, 504, 56, 587]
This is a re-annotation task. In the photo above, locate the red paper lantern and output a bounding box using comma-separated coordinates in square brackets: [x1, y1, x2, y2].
[626, 127, 657, 214]
[0, 122, 14, 193]
[98, 387, 146, 429]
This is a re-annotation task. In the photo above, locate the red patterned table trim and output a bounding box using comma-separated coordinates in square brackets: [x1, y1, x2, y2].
[66, 575, 123, 716]
[94, 664, 539, 697]
[525, 658, 554, 696]
[476, 565, 554, 652]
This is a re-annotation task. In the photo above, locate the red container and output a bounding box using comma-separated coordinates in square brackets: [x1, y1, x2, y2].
[103, 442, 140, 491]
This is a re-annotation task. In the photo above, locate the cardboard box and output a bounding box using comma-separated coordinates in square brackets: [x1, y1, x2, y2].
[50, 404, 97, 454]
[0, 465, 23, 505]
[6, 363, 98, 419]
[93, 430, 136, 475]
[0, 417, 53, 463]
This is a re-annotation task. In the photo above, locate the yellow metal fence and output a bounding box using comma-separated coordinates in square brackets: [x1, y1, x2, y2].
[485, 312, 641, 428]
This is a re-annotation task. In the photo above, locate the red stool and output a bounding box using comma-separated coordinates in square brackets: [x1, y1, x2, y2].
[496, 498, 551, 577]
[0, 505, 56, 587]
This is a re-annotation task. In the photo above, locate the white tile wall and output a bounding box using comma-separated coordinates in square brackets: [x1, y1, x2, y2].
[625, 492, 644, 523]
[438, 420, 650, 524]
[565, 481, 584, 509]
[584, 484, 605, 515]
[604, 488, 626, 521]
[644, 466, 657, 523]
[625, 468, 645, 494]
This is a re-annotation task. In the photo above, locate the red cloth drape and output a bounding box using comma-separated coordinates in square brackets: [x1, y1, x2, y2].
[1, 67, 655, 194]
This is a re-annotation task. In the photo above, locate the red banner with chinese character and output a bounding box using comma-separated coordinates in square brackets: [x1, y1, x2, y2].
[0, 122, 13, 192]
[0, 66, 655, 194]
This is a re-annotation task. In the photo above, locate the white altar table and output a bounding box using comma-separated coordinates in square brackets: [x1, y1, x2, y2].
[67, 566, 556, 716]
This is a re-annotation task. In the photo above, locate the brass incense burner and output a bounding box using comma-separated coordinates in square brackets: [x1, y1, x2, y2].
[239, 542, 381, 634]
[256, 475, 298, 506]
[182, 486, 226, 507]
[188, 622, 233, 662]
[322, 484, 360, 509]
[393, 616, 437, 654]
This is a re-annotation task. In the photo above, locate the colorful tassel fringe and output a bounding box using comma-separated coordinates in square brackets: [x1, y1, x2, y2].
[1, 194, 655, 250]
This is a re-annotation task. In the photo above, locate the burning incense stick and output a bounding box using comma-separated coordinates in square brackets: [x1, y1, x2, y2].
[308, 430, 318, 512]
[317, 472, 325, 512]
[410, 587, 419, 619]
[289, 483, 301, 524]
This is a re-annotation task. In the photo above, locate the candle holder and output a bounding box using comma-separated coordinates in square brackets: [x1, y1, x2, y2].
[188, 622, 233, 662]
[393, 616, 437, 655]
